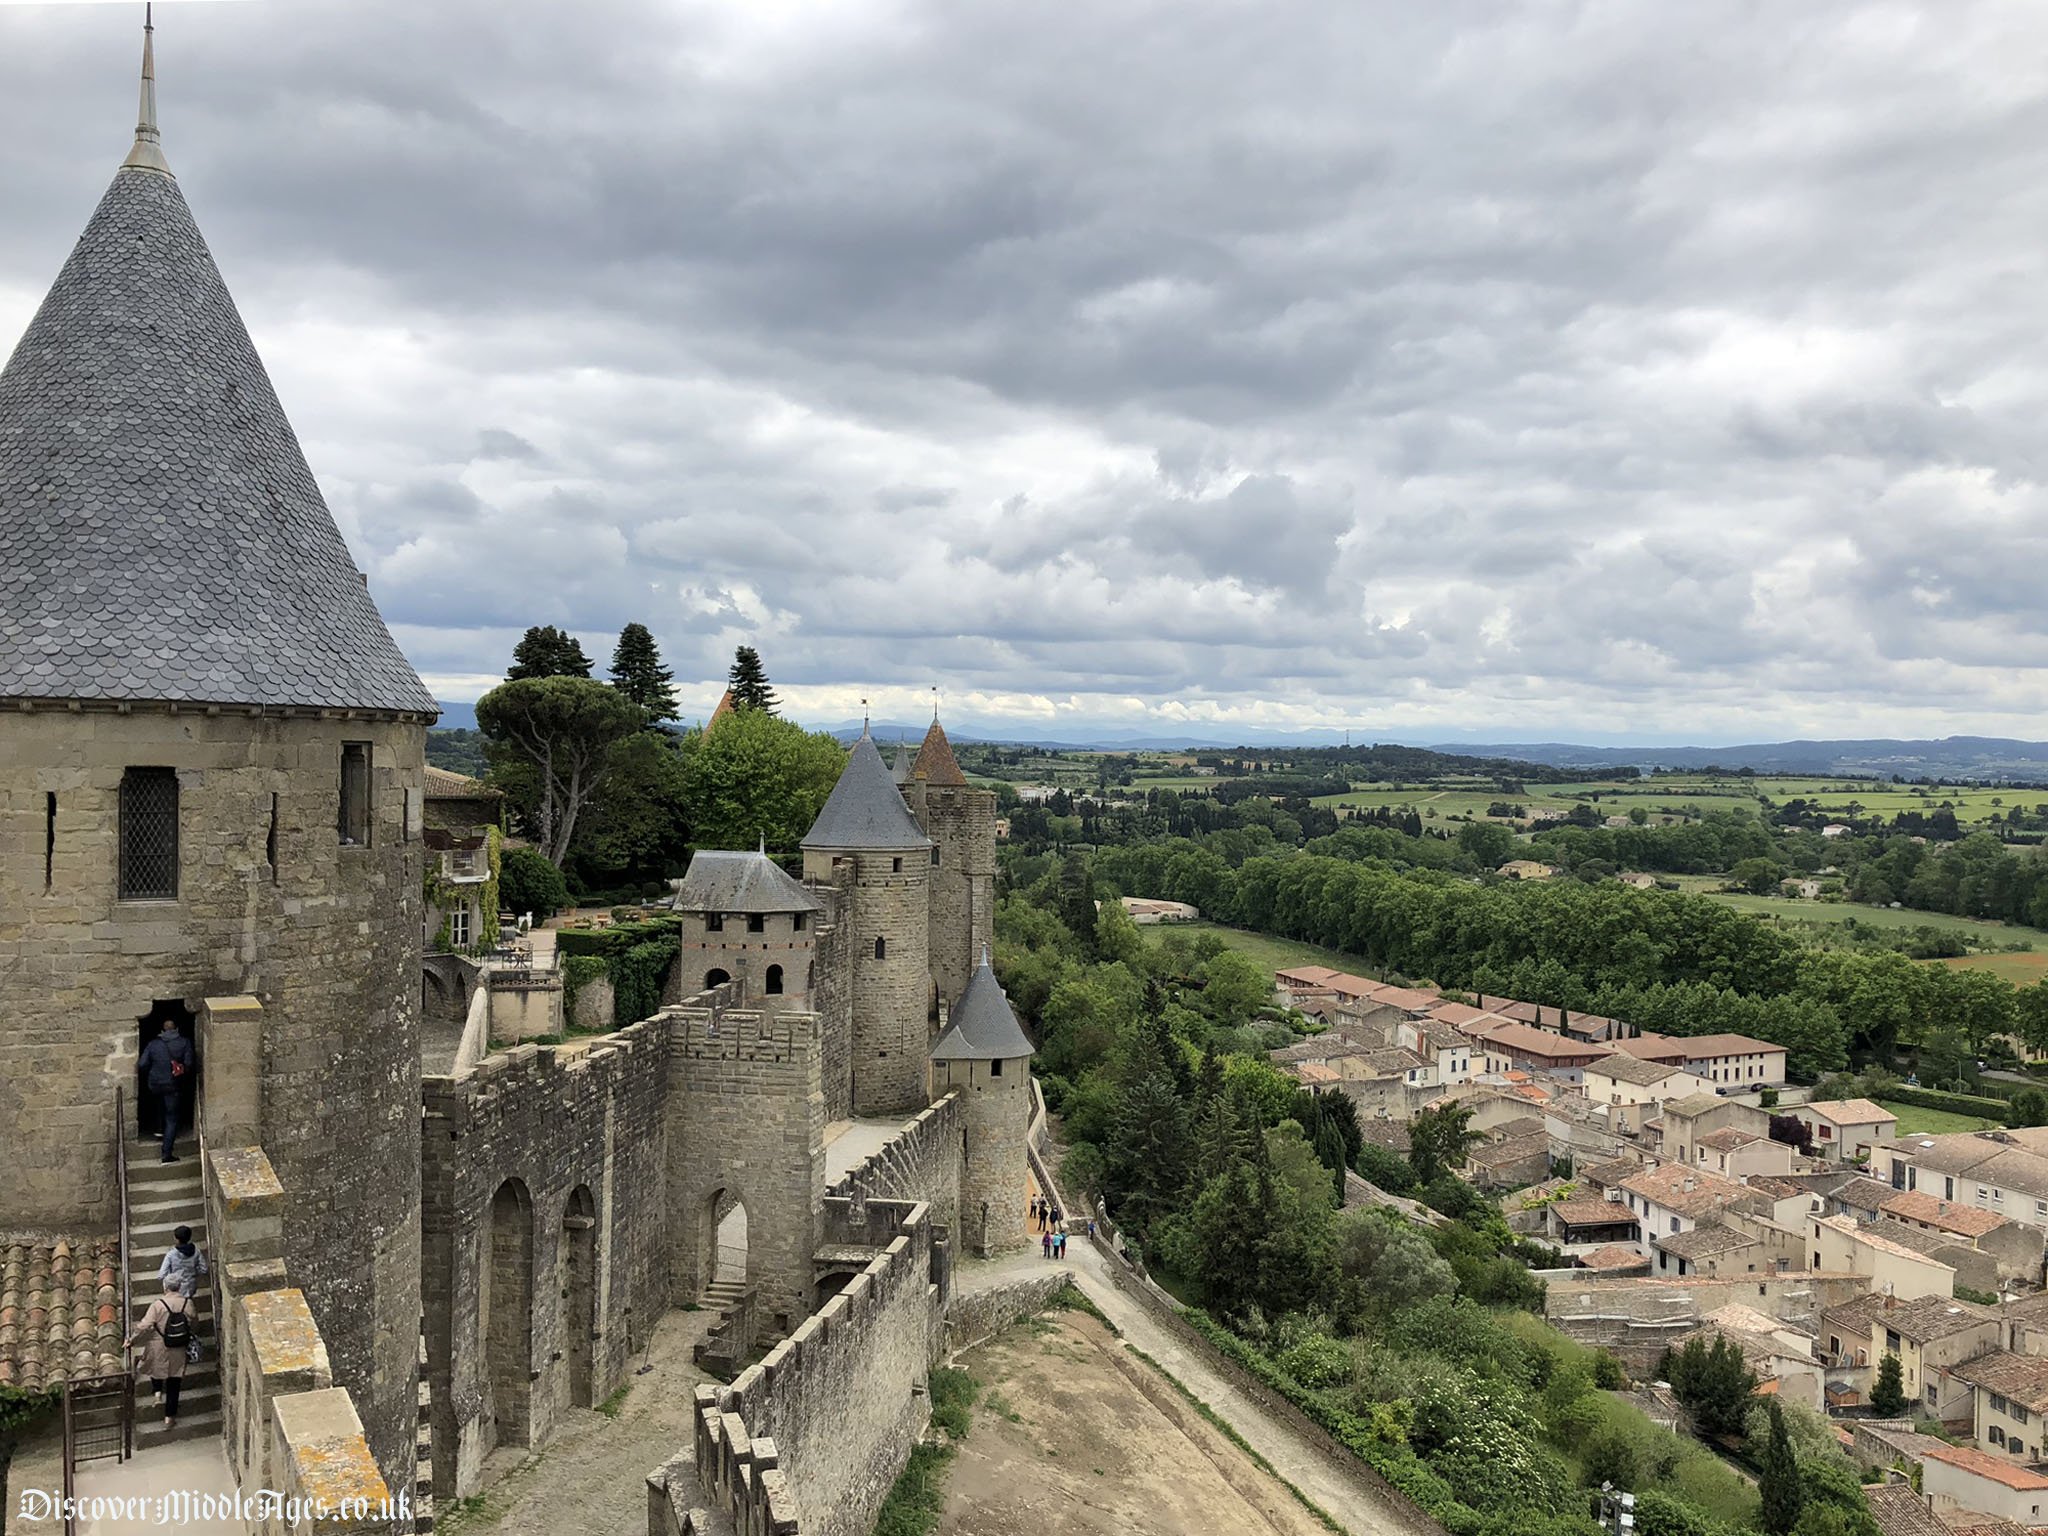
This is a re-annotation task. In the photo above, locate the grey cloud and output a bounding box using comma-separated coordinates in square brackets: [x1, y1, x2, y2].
[3, 1, 2047, 736]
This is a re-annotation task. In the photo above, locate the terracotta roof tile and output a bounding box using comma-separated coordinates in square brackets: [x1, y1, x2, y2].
[0, 1237, 124, 1393]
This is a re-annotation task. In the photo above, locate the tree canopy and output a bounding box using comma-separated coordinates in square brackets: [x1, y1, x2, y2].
[476, 675, 647, 864]
[507, 624, 594, 681]
[610, 622, 678, 721]
[727, 645, 778, 714]
[678, 706, 844, 851]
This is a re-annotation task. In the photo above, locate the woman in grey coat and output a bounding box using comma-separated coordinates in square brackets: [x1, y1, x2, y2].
[127, 1276, 194, 1429]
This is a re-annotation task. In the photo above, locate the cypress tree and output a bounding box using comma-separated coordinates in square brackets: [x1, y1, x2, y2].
[609, 622, 677, 721]
[1757, 1399, 1804, 1536]
[507, 625, 593, 681]
[727, 645, 778, 713]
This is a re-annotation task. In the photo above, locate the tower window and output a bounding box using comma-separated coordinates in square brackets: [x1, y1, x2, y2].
[339, 743, 371, 846]
[766, 965, 784, 995]
[875, 936, 887, 960]
[931, 846, 940, 866]
[44, 793, 56, 889]
[118, 768, 179, 900]
[705, 913, 724, 932]
[267, 792, 279, 882]
[747, 914, 765, 933]
[892, 856, 902, 873]
[793, 912, 806, 933]
[990, 1058, 1003, 1077]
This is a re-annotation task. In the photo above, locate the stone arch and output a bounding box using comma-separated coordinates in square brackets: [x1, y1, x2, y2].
[703, 967, 731, 990]
[482, 1178, 534, 1450]
[695, 1185, 750, 1299]
[765, 964, 784, 995]
[562, 1185, 597, 1411]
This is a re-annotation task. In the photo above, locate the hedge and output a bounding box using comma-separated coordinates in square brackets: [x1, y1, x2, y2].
[1874, 1084, 2011, 1120]
[554, 913, 687, 959]
[561, 954, 608, 1023]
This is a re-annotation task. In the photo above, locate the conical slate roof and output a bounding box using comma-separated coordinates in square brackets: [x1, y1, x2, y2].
[802, 730, 931, 851]
[0, 43, 435, 714]
[911, 717, 967, 786]
[931, 954, 1034, 1062]
[671, 849, 821, 914]
[890, 742, 915, 786]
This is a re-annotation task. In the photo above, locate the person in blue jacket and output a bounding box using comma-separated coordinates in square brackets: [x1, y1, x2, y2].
[138, 1019, 196, 1163]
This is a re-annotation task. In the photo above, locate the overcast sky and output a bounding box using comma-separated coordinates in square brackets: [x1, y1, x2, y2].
[3, 1, 2045, 744]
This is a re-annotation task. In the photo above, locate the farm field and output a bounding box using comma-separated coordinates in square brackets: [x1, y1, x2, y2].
[1699, 890, 2048, 946]
[1140, 919, 1368, 979]
[1872, 1098, 2003, 1135]
[1934, 952, 2048, 986]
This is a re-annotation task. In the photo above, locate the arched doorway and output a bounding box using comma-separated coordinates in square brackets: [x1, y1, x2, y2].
[482, 1179, 533, 1449]
[562, 1186, 597, 1410]
[700, 1187, 748, 1299]
[704, 968, 731, 990]
[765, 964, 784, 995]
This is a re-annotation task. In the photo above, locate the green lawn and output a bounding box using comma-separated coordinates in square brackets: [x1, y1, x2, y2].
[1140, 919, 1367, 978]
[1935, 952, 2048, 987]
[1872, 1098, 2004, 1135]
[1698, 890, 2048, 946]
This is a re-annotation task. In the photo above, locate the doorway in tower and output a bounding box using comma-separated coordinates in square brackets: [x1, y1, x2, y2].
[134, 999, 198, 1145]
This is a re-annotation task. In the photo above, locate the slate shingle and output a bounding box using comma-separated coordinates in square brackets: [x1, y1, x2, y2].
[0, 162, 435, 714]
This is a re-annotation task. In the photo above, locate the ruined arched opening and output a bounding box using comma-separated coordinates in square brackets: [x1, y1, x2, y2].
[562, 1185, 597, 1410]
[703, 967, 731, 991]
[482, 1178, 534, 1450]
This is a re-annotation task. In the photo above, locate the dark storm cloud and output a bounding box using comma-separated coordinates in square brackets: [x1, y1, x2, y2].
[3, 1, 2046, 738]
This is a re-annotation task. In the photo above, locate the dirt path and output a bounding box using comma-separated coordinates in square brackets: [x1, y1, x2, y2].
[955, 1244, 1433, 1536]
[438, 1305, 718, 1536]
[942, 1311, 1330, 1536]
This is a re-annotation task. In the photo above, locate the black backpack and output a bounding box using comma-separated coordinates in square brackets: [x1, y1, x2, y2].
[158, 1300, 190, 1350]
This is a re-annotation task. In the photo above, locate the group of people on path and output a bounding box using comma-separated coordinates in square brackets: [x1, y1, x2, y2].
[1042, 1228, 1067, 1259]
[1031, 1195, 1061, 1232]
[124, 1225, 209, 1430]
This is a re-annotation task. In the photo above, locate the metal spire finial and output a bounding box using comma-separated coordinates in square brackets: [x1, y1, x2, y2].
[861, 698, 870, 735]
[123, 2, 172, 175]
[932, 684, 939, 723]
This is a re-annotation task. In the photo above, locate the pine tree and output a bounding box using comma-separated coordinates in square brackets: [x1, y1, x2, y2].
[1757, 1399, 1804, 1536]
[608, 623, 677, 721]
[507, 625, 593, 681]
[727, 645, 778, 714]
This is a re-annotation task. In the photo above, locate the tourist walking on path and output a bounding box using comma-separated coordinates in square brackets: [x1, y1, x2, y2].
[128, 1276, 194, 1429]
[138, 1019, 195, 1163]
[1042, 1231, 1052, 1259]
[157, 1225, 209, 1301]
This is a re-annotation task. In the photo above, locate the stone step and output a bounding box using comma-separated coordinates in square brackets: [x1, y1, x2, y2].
[129, 1216, 209, 1250]
[124, 1153, 203, 1190]
[134, 1405, 222, 1449]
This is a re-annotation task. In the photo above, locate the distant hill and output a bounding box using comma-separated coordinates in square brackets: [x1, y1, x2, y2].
[1433, 736, 2048, 781]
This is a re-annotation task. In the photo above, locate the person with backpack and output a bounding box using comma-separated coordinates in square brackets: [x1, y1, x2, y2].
[137, 1018, 196, 1163]
[128, 1275, 195, 1429]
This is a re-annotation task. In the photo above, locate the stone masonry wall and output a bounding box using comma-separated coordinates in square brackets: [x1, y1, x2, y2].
[0, 708, 424, 1498]
[824, 1092, 962, 1239]
[907, 784, 995, 1008]
[678, 910, 818, 1012]
[667, 997, 826, 1336]
[845, 850, 930, 1117]
[933, 1058, 1031, 1256]
[420, 1012, 672, 1501]
[678, 1198, 940, 1536]
[807, 875, 853, 1124]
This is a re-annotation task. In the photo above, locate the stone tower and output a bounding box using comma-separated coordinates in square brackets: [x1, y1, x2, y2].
[929, 955, 1035, 1256]
[801, 728, 932, 1116]
[671, 848, 821, 1009]
[0, 26, 432, 1494]
[903, 715, 997, 1006]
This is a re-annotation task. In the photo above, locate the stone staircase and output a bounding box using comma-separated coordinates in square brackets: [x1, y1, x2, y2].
[124, 1143, 221, 1446]
[415, 1330, 437, 1532]
[693, 1281, 783, 1380]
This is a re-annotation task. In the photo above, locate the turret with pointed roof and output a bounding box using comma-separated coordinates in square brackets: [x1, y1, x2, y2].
[910, 715, 968, 786]
[902, 709, 997, 1007]
[801, 729, 931, 852]
[931, 952, 1035, 1256]
[0, 15, 434, 715]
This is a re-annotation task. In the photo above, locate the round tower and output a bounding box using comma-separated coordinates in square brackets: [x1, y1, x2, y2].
[930, 955, 1036, 1256]
[801, 727, 932, 1116]
[671, 848, 821, 1008]
[0, 29, 429, 1493]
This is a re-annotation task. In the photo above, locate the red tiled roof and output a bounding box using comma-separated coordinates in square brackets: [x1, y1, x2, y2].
[1880, 1189, 2008, 1239]
[1919, 1441, 2048, 1490]
[0, 1237, 125, 1392]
